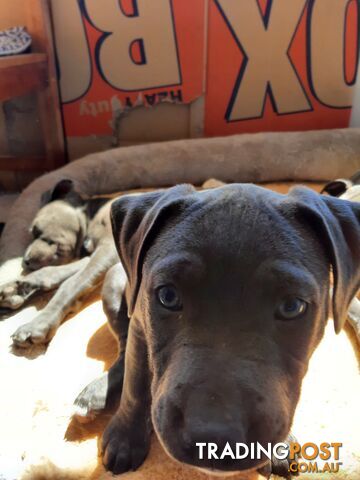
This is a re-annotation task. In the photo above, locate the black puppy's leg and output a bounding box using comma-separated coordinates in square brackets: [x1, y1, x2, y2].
[258, 433, 299, 479]
[101, 318, 151, 474]
[11, 241, 118, 347]
[74, 263, 129, 420]
[0, 257, 89, 311]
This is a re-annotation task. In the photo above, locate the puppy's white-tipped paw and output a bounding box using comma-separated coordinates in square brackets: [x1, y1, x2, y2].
[73, 374, 109, 422]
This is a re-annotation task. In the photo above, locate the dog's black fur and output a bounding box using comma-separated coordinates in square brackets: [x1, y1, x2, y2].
[321, 170, 360, 197]
[95, 183, 360, 476]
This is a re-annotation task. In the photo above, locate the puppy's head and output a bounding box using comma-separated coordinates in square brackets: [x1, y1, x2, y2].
[111, 184, 360, 473]
[23, 179, 87, 271]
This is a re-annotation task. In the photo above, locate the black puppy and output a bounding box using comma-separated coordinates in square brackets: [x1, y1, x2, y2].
[87, 183, 360, 476]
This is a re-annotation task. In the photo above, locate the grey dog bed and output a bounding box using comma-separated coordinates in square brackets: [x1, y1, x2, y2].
[1, 128, 360, 263]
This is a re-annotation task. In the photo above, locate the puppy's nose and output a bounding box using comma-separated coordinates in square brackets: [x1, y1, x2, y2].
[23, 257, 31, 268]
[164, 394, 272, 472]
[182, 418, 245, 452]
[180, 419, 253, 471]
[22, 256, 37, 271]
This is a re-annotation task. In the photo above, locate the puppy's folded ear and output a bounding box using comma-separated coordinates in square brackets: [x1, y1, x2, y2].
[111, 184, 196, 316]
[321, 179, 351, 197]
[41, 179, 74, 204]
[41, 179, 85, 206]
[289, 187, 360, 333]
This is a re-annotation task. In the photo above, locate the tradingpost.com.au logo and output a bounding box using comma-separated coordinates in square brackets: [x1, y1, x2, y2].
[196, 441, 343, 474]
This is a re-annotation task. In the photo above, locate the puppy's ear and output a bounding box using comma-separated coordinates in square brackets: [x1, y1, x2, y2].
[289, 187, 360, 333]
[320, 179, 351, 197]
[111, 184, 196, 316]
[41, 179, 86, 206]
[41, 179, 75, 204]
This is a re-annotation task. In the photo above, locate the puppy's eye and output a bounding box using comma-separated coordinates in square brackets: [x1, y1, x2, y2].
[45, 238, 56, 246]
[31, 225, 41, 238]
[276, 297, 307, 320]
[157, 285, 182, 311]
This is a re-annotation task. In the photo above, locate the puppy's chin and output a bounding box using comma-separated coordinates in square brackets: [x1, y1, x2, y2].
[195, 464, 267, 478]
[156, 432, 267, 480]
[195, 467, 247, 477]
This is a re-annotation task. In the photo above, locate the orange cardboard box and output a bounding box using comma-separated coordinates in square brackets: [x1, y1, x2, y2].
[51, 0, 360, 150]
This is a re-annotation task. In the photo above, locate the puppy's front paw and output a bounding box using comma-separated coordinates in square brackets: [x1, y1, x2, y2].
[73, 374, 108, 421]
[0, 279, 34, 310]
[258, 434, 299, 479]
[11, 314, 57, 348]
[270, 456, 298, 479]
[101, 416, 150, 474]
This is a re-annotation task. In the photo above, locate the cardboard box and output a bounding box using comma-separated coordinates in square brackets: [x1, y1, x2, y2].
[51, 0, 360, 158]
